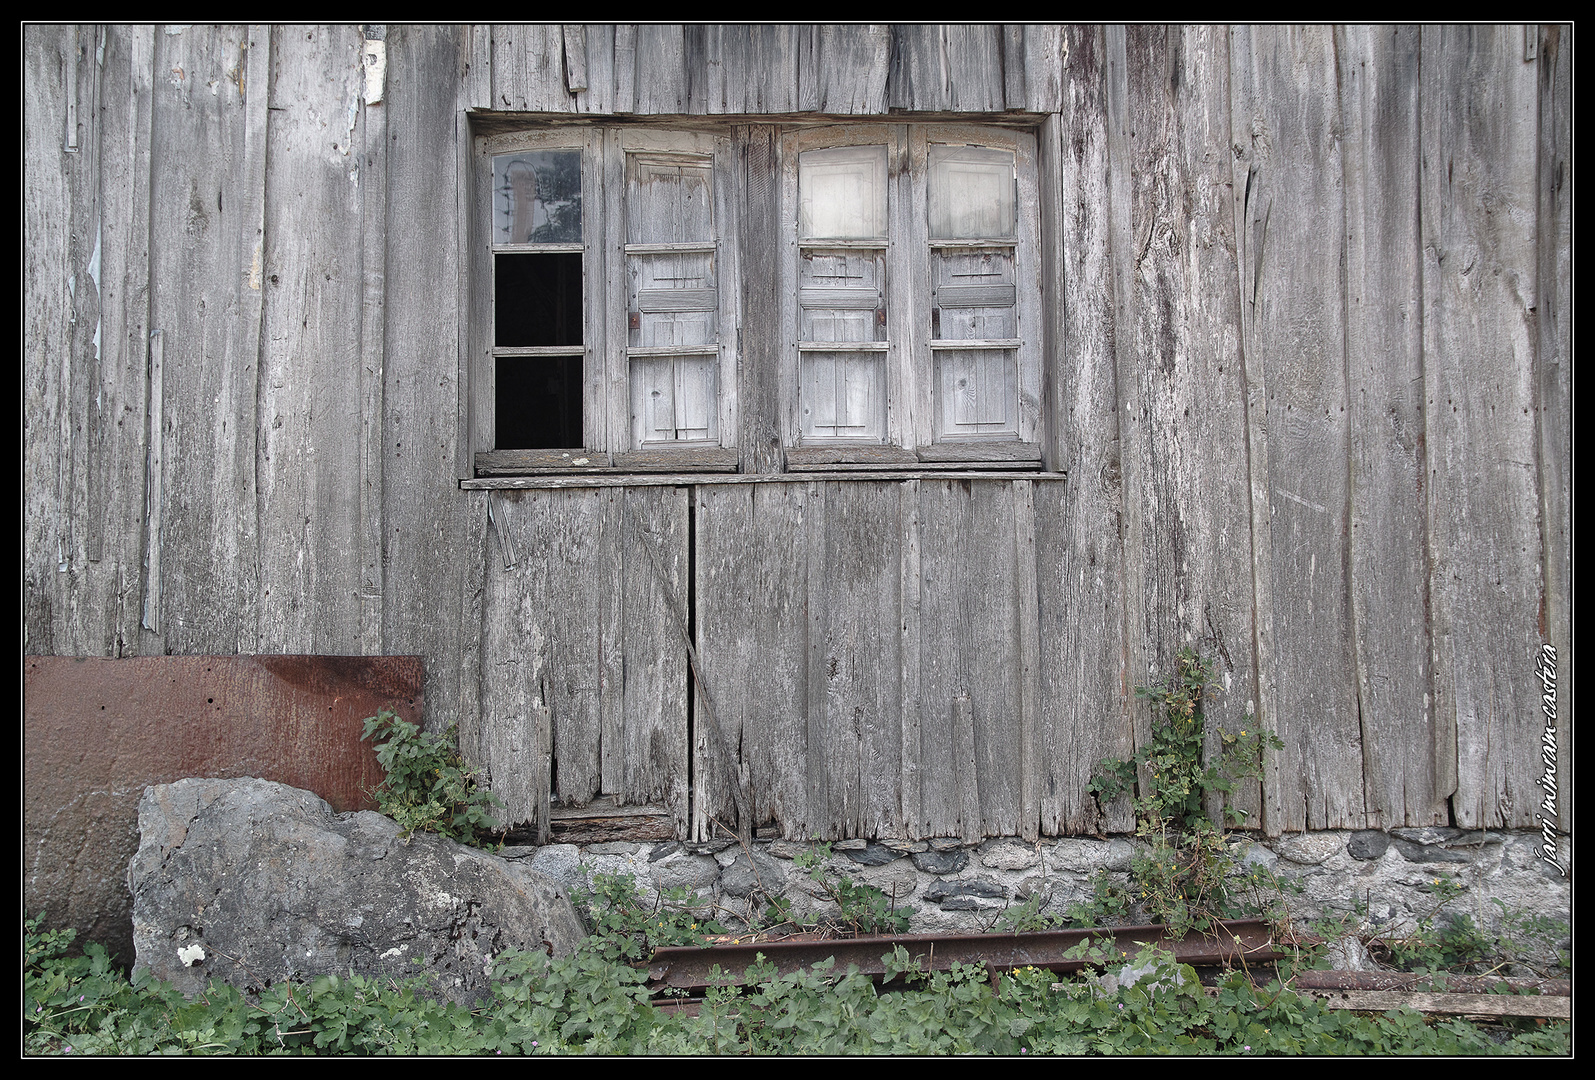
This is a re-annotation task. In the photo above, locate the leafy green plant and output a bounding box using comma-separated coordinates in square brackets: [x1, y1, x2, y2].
[574, 871, 723, 962]
[360, 709, 505, 846]
[790, 843, 912, 936]
[1083, 648, 1286, 935]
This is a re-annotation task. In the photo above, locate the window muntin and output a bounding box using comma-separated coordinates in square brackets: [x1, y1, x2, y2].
[797, 144, 889, 442]
[627, 152, 719, 446]
[490, 140, 588, 451]
[928, 143, 1021, 441]
[474, 122, 1040, 476]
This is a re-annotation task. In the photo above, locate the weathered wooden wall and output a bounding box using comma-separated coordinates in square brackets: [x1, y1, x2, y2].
[25, 25, 1570, 838]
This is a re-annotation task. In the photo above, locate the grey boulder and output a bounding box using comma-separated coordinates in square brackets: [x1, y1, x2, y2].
[127, 777, 586, 1004]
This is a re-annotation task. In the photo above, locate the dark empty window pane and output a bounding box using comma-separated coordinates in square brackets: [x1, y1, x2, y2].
[495, 253, 583, 347]
[496, 355, 583, 449]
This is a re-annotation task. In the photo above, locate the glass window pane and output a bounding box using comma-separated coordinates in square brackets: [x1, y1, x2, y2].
[799, 146, 887, 240]
[496, 354, 583, 449]
[493, 150, 582, 244]
[928, 146, 1015, 239]
[495, 253, 583, 347]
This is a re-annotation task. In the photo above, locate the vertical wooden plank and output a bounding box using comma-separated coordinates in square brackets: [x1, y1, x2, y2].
[573, 24, 614, 115]
[491, 24, 570, 112]
[818, 481, 903, 838]
[478, 490, 551, 828]
[1337, 26, 1445, 827]
[92, 25, 157, 657]
[256, 25, 368, 655]
[358, 26, 388, 657]
[561, 24, 587, 93]
[694, 483, 808, 838]
[382, 25, 480, 737]
[1039, 27, 1133, 837]
[621, 486, 689, 832]
[612, 25, 637, 115]
[1111, 26, 1264, 825]
[1232, 25, 1362, 831]
[802, 24, 890, 114]
[968, 480, 1020, 837]
[889, 25, 947, 112]
[458, 24, 492, 111]
[916, 479, 984, 839]
[1022, 25, 1066, 114]
[898, 479, 923, 837]
[1013, 479, 1041, 841]
[739, 126, 783, 473]
[22, 23, 67, 652]
[633, 25, 687, 114]
[1419, 25, 1544, 829]
[803, 480, 831, 836]
[1535, 24, 1571, 834]
[1001, 25, 1027, 111]
[143, 24, 265, 656]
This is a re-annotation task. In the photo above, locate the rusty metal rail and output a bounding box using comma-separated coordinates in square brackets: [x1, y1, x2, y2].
[646, 918, 1282, 995]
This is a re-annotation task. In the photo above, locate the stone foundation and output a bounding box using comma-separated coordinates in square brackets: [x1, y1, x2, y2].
[507, 828, 1570, 961]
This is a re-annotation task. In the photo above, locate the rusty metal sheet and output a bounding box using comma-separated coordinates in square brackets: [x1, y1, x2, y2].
[24, 654, 422, 964]
[646, 919, 1283, 994]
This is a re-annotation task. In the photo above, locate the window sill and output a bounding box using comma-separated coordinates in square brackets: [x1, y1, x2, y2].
[475, 447, 739, 476]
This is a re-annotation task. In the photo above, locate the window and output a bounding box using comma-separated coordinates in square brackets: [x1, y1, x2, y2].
[781, 124, 1042, 467]
[470, 122, 1040, 476]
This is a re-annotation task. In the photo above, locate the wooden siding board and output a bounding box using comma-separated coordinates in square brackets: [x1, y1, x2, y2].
[381, 25, 477, 731]
[633, 26, 688, 115]
[694, 484, 808, 837]
[144, 24, 265, 656]
[458, 24, 492, 111]
[479, 490, 551, 827]
[573, 24, 615, 115]
[621, 487, 690, 832]
[1337, 25, 1445, 827]
[90, 25, 158, 657]
[801, 25, 890, 115]
[821, 481, 904, 838]
[898, 479, 924, 837]
[1419, 25, 1544, 829]
[968, 480, 1020, 837]
[1535, 24, 1571, 834]
[737, 125, 784, 473]
[1233, 25, 1363, 830]
[358, 30, 389, 657]
[491, 24, 571, 112]
[1042, 26, 1132, 835]
[24, 25, 76, 654]
[1113, 26, 1265, 823]
[1022, 24, 1066, 114]
[256, 25, 368, 656]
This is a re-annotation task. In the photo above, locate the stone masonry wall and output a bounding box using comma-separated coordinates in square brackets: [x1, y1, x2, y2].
[508, 828, 1570, 959]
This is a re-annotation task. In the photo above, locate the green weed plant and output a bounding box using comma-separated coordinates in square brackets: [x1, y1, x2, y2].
[360, 709, 505, 846]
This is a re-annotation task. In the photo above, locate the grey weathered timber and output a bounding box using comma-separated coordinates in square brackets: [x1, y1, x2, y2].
[1419, 25, 1544, 829]
[381, 25, 478, 731]
[1233, 25, 1363, 830]
[24, 25, 82, 655]
[694, 483, 810, 838]
[22, 26, 1572, 852]
[142, 25, 266, 657]
[1112, 26, 1263, 824]
[1042, 26, 1132, 836]
[478, 486, 689, 832]
[1534, 25, 1571, 833]
[257, 26, 368, 656]
[1337, 26, 1446, 828]
[87, 26, 158, 658]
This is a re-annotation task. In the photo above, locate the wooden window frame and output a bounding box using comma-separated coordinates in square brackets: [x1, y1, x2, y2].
[465, 120, 1044, 479]
[780, 123, 1044, 471]
[469, 126, 742, 477]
